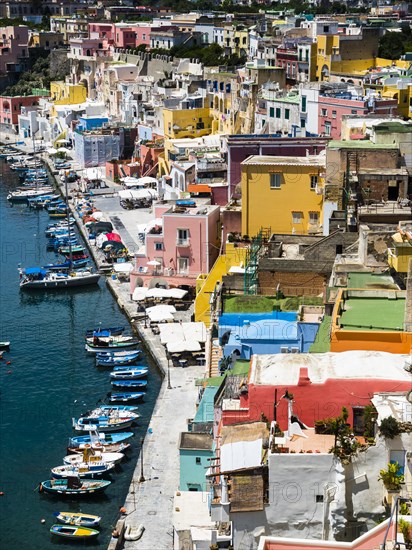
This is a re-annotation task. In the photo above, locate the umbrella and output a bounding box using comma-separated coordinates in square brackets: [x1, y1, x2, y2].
[132, 287, 148, 301]
[105, 233, 122, 242]
[47, 147, 57, 155]
[147, 260, 161, 267]
[137, 176, 158, 186]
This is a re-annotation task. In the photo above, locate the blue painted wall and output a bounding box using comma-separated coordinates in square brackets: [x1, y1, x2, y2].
[180, 449, 213, 491]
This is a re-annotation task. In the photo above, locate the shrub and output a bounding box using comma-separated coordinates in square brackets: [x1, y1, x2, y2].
[379, 416, 400, 439]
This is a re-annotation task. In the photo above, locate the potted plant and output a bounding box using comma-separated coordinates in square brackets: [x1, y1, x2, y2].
[398, 518, 412, 549]
[378, 462, 404, 491]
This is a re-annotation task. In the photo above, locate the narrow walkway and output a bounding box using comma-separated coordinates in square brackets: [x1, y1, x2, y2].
[120, 324, 204, 550]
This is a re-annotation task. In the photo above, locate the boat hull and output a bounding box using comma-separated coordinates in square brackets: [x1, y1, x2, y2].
[39, 479, 110, 496]
[50, 524, 99, 539]
[20, 274, 100, 289]
[54, 512, 101, 528]
[109, 392, 145, 403]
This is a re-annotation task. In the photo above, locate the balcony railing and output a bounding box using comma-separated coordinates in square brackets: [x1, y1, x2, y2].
[176, 238, 190, 247]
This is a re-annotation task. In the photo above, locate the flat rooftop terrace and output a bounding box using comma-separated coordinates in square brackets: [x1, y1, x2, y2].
[339, 296, 405, 331]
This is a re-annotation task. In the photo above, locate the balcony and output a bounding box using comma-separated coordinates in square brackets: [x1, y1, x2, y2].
[176, 238, 190, 247]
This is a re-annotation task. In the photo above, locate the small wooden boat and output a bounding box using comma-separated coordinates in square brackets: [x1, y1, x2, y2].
[110, 368, 148, 380]
[85, 338, 139, 353]
[51, 461, 115, 479]
[108, 392, 145, 403]
[68, 441, 130, 455]
[50, 523, 99, 539]
[39, 478, 111, 496]
[72, 408, 139, 432]
[98, 405, 139, 413]
[96, 351, 141, 367]
[63, 451, 124, 466]
[111, 379, 147, 390]
[124, 523, 145, 541]
[53, 511, 101, 527]
[0, 341, 10, 350]
[68, 430, 134, 448]
[86, 326, 125, 337]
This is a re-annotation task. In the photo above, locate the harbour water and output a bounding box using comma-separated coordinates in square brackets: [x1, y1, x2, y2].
[0, 160, 162, 549]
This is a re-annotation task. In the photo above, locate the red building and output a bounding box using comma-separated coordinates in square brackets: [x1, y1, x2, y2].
[0, 95, 41, 128]
[221, 351, 412, 431]
[275, 46, 298, 83]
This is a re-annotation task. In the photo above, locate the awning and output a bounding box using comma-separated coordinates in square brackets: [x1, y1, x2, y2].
[118, 189, 158, 200]
[113, 262, 133, 273]
[132, 287, 148, 301]
[159, 322, 206, 345]
[166, 340, 201, 353]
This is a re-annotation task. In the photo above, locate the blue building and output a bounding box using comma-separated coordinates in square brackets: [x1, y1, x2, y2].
[218, 311, 320, 359]
[77, 115, 109, 132]
[179, 432, 213, 492]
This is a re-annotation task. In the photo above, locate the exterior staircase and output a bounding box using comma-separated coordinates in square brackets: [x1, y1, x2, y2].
[209, 343, 223, 378]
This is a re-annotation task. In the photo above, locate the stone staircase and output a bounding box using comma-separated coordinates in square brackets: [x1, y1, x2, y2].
[209, 343, 223, 378]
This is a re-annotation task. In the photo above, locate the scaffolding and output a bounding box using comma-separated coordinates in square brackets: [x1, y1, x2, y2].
[243, 227, 271, 295]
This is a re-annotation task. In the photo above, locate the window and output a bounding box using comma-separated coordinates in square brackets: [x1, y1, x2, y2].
[285, 109, 290, 120]
[300, 118, 306, 128]
[195, 457, 201, 464]
[275, 108, 281, 118]
[321, 108, 327, 117]
[332, 110, 337, 118]
[351, 110, 357, 114]
[269, 107, 275, 118]
[325, 121, 331, 136]
[178, 257, 189, 274]
[309, 211, 319, 223]
[323, 25, 329, 33]
[301, 96, 307, 112]
[292, 212, 303, 224]
[155, 242, 163, 251]
[270, 173, 281, 189]
[177, 229, 189, 246]
[310, 175, 318, 189]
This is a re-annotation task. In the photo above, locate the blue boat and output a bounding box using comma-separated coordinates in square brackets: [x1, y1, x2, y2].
[39, 478, 110, 496]
[111, 379, 148, 390]
[108, 392, 145, 403]
[86, 326, 125, 337]
[112, 364, 147, 373]
[110, 368, 148, 380]
[43, 258, 89, 271]
[69, 431, 134, 447]
[98, 405, 139, 413]
[96, 351, 141, 367]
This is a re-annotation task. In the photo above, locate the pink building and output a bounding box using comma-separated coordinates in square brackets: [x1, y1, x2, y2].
[68, 37, 112, 60]
[318, 93, 398, 139]
[0, 26, 29, 73]
[0, 95, 41, 128]
[88, 22, 115, 42]
[131, 201, 221, 291]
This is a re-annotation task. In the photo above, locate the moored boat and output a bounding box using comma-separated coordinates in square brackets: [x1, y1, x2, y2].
[68, 429, 133, 449]
[0, 341, 10, 350]
[51, 461, 115, 479]
[53, 511, 101, 528]
[108, 392, 145, 403]
[96, 350, 141, 367]
[39, 477, 111, 496]
[63, 451, 124, 466]
[72, 408, 139, 432]
[85, 337, 139, 353]
[86, 326, 125, 337]
[110, 367, 148, 380]
[19, 267, 100, 289]
[50, 523, 99, 539]
[111, 379, 148, 390]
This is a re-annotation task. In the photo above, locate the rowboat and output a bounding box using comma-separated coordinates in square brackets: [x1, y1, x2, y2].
[110, 368, 148, 380]
[96, 350, 140, 358]
[85, 339, 139, 353]
[108, 392, 145, 403]
[51, 461, 115, 479]
[68, 441, 130, 455]
[86, 326, 125, 337]
[63, 451, 124, 466]
[96, 351, 141, 367]
[50, 524, 99, 539]
[58, 244, 85, 254]
[39, 478, 111, 496]
[72, 408, 139, 432]
[0, 341, 10, 350]
[98, 405, 139, 413]
[68, 429, 134, 448]
[53, 511, 101, 528]
[112, 379, 148, 390]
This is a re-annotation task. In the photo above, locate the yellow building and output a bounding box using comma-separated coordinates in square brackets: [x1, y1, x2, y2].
[241, 155, 325, 237]
[388, 229, 412, 273]
[223, 24, 249, 57]
[163, 107, 213, 140]
[50, 81, 87, 105]
[381, 80, 412, 119]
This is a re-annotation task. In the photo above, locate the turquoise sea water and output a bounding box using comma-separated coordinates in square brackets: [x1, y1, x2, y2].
[0, 161, 162, 549]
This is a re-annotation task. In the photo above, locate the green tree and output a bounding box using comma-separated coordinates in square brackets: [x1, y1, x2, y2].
[378, 32, 406, 60]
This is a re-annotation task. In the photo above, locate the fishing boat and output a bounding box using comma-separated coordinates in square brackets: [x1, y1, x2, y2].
[96, 351, 141, 367]
[110, 368, 148, 380]
[58, 244, 85, 254]
[7, 187, 54, 202]
[85, 336, 139, 353]
[53, 512, 101, 528]
[63, 450, 123, 466]
[72, 409, 139, 432]
[68, 441, 130, 455]
[19, 267, 100, 289]
[85, 326, 125, 337]
[112, 365, 148, 373]
[50, 524, 99, 539]
[95, 349, 140, 358]
[51, 461, 115, 479]
[108, 392, 145, 403]
[68, 430, 134, 448]
[39, 477, 111, 496]
[111, 379, 148, 390]
[97, 404, 139, 413]
[43, 258, 90, 271]
[0, 341, 10, 350]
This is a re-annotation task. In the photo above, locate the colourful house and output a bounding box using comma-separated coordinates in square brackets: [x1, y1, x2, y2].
[388, 227, 412, 274]
[330, 288, 412, 353]
[241, 154, 325, 237]
[163, 107, 213, 140]
[179, 432, 213, 492]
[132, 201, 221, 289]
[0, 25, 29, 73]
[0, 95, 41, 129]
[50, 81, 87, 105]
